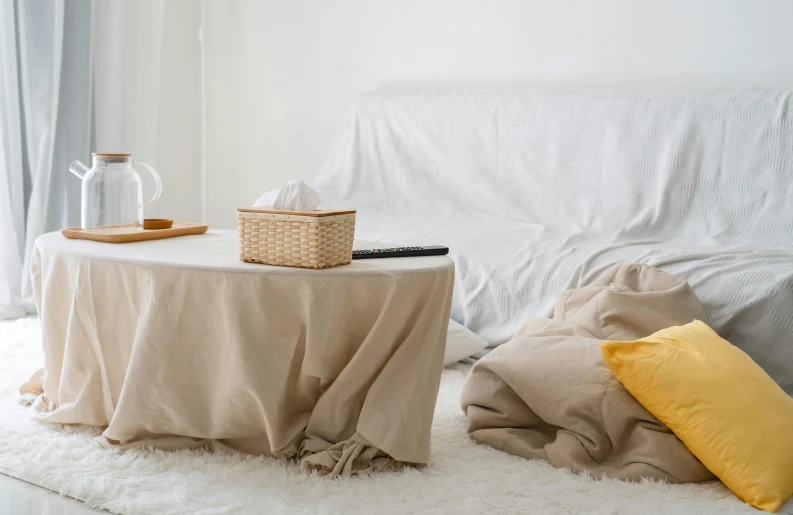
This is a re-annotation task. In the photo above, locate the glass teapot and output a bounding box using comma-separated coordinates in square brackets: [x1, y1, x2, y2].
[69, 153, 162, 231]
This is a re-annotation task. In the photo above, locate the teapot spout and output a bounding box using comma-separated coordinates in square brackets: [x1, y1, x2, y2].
[69, 160, 88, 179]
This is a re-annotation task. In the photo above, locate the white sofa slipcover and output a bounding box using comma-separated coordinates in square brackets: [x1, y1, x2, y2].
[309, 86, 793, 393]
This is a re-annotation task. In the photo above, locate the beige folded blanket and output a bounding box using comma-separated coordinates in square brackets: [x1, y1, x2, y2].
[461, 263, 714, 483]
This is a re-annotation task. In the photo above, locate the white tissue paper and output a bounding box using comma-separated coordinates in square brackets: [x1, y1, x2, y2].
[270, 180, 321, 211]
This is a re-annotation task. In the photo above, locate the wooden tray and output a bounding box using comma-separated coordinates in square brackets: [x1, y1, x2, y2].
[61, 222, 208, 244]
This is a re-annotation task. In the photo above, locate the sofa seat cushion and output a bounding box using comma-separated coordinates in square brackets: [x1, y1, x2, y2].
[351, 211, 793, 394]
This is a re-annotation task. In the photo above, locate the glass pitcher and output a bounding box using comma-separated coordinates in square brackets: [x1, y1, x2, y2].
[69, 153, 162, 232]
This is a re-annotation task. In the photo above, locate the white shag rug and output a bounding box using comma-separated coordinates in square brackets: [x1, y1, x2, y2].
[0, 318, 775, 515]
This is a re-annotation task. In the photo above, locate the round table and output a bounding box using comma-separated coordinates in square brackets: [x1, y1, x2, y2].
[30, 230, 454, 476]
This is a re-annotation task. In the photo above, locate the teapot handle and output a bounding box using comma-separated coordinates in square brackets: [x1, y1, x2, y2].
[134, 161, 162, 207]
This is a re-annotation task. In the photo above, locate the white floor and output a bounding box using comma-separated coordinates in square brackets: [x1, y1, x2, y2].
[0, 473, 104, 514]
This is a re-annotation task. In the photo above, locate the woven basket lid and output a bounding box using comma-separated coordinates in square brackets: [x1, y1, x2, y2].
[238, 207, 355, 217]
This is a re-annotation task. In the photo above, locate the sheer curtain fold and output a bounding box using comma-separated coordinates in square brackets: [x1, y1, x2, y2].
[0, 0, 31, 318]
[1, 0, 179, 319]
[0, 0, 92, 318]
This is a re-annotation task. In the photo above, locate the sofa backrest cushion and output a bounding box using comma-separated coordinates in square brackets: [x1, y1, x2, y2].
[316, 87, 793, 246]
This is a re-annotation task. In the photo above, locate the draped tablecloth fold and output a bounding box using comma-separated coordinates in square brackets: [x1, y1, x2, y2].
[26, 231, 454, 476]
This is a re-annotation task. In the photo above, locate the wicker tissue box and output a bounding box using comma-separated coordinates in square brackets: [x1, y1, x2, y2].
[237, 207, 356, 269]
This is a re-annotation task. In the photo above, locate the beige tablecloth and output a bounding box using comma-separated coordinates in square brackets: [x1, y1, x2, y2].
[28, 230, 454, 476]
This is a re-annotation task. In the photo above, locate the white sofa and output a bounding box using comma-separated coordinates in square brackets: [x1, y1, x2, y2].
[310, 86, 793, 393]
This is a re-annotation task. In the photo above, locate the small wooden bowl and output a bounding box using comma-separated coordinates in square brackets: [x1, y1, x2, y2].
[143, 218, 174, 230]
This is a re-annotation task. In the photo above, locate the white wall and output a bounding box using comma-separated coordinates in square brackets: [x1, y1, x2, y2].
[203, 0, 793, 228]
[155, 0, 201, 223]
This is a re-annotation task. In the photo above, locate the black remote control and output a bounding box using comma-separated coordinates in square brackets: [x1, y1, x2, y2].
[352, 246, 449, 259]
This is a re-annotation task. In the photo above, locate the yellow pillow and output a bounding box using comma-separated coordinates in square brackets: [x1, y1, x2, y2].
[601, 320, 793, 512]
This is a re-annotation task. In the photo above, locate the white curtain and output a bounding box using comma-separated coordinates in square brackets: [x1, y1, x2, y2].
[92, 0, 164, 177]
[0, 0, 173, 320]
[0, 0, 92, 319]
[1, 0, 199, 320]
[0, 0, 26, 317]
